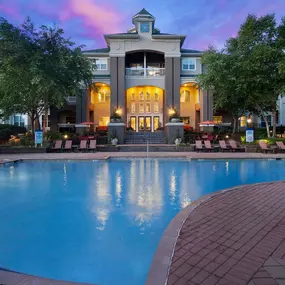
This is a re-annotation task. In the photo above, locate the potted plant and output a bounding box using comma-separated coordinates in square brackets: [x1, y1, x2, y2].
[110, 108, 122, 123]
[169, 107, 181, 123]
[175, 137, 182, 146]
[110, 130, 118, 146]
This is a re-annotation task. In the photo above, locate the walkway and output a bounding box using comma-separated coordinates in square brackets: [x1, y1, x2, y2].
[1, 152, 285, 161]
[164, 181, 285, 285]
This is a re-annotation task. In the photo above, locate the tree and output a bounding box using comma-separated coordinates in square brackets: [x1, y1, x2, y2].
[199, 14, 285, 138]
[226, 14, 285, 137]
[198, 47, 247, 133]
[0, 17, 94, 134]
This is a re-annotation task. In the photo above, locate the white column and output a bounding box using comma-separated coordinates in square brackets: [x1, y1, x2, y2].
[144, 52, 146, 77]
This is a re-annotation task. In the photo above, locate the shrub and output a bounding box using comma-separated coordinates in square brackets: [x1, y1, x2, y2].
[0, 128, 13, 141]
[46, 131, 62, 140]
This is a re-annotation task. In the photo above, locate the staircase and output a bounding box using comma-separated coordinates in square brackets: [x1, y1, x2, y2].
[125, 131, 166, 144]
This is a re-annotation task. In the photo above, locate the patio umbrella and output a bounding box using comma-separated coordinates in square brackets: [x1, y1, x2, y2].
[199, 120, 215, 127]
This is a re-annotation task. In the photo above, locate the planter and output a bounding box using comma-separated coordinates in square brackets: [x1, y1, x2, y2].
[170, 118, 180, 123]
[110, 118, 122, 123]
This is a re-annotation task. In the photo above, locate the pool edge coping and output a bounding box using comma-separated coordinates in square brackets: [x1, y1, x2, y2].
[145, 181, 282, 285]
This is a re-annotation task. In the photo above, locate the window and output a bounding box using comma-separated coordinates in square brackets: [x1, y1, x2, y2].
[98, 91, 110, 103]
[139, 92, 144, 101]
[139, 103, 144, 113]
[154, 93, 159, 101]
[99, 117, 109, 126]
[131, 103, 136, 113]
[213, 116, 223, 124]
[180, 90, 190, 103]
[13, 115, 25, 127]
[94, 58, 107, 70]
[154, 103, 159, 113]
[146, 92, 151, 101]
[146, 103, 151, 113]
[131, 93, 136, 101]
[240, 116, 247, 127]
[181, 117, 190, 125]
[140, 22, 150, 33]
[182, 58, 196, 71]
[41, 115, 50, 128]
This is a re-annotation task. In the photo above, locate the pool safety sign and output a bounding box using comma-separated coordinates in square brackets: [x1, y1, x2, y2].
[35, 131, 43, 145]
[246, 128, 254, 143]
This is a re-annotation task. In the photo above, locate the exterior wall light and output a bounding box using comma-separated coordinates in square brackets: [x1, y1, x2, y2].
[64, 134, 68, 139]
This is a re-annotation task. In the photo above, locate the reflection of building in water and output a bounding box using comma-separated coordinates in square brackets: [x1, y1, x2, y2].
[116, 171, 122, 205]
[128, 159, 163, 226]
[179, 169, 192, 208]
[169, 169, 177, 204]
[90, 163, 111, 230]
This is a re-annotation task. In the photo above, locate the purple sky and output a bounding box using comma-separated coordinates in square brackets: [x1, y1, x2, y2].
[0, 0, 285, 51]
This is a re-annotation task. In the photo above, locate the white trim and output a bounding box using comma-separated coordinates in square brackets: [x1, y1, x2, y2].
[107, 123, 125, 126]
[165, 123, 184, 126]
[181, 58, 197, 71]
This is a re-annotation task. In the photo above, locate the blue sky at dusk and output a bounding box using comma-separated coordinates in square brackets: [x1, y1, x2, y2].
[0, 0, 285, 51]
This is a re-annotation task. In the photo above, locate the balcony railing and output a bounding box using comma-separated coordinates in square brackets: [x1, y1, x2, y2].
[125, 68, 165, 77]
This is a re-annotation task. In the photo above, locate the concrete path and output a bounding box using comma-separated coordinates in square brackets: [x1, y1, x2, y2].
[166, 181, 285, 285]
[1, 152, 285, 161]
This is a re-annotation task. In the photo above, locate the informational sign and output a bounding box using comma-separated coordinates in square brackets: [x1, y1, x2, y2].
[35, 131, 43, 145]
[246, 128, 254, 143]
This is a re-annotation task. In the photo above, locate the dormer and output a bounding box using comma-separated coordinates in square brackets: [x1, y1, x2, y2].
[130, 8, 155, 35]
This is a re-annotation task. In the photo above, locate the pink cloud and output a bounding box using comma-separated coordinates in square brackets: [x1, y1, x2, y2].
[60, 0, 122, 35]
[0, 2, 20, 20]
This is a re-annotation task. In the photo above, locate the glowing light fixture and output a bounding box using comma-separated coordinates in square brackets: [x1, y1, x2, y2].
[247, 118, 252, 124]
[115, 108, 122, 115]
[169, 108, 175, 115]
[64, 134, 68, 139]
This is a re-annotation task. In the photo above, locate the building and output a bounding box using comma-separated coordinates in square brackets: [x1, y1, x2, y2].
[50, 8, 213, 133]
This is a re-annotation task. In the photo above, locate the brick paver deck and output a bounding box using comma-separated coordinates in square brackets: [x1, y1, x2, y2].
[167, 182, 285, 285]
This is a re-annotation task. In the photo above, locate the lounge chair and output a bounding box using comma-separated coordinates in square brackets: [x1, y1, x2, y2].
[78, 140, 88, 152]
[219, 140, 231, 152]
[89, 140, 97, 152]
[229, 140, 245, 152]
[195, 140, 204, 152]
[63, 140, 72, 152]
[259, 141, 275, 154]
[276, 141, 285, 153]
[51, 140, 62, 152]
[204, 140, 215, 152]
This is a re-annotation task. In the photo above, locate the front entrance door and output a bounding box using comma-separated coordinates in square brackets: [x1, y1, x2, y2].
[138, 116, 152, 131]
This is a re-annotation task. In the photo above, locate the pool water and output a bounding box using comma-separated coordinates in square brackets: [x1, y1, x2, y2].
[0, 159, 285, 285]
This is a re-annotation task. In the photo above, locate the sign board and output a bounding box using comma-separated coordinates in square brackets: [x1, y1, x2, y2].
[35, 131, 43, 145]
[246, 128, 254, 143]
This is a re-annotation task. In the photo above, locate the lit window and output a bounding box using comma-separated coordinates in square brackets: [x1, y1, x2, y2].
[131, 103, 136, 113]
[213, 116, 223, 124]
[140, 22, 150, 33]
[92, 58, 108, 70]
[181, 117, 190, 124]
[154, 103, 159, 113]
[240, 116, 247, 127]
[99, 117, 109, 126]
[154, 93, 159, 101]
[139, 103, 144, 113]
[180, 90, 190, 103]
[131, 93, 136, 100]
[182, 58, 196, 71]
[98, 91, 110, 103]
[139, 92, 144, 101]
[146, 103, 151, 113]
[146, 92, 151, 101]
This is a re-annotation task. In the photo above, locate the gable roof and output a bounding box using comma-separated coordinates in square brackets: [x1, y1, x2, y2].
[133, 8, 154, 18]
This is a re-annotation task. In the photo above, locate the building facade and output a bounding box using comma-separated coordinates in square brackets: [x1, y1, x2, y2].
[71, 8, 214, 132]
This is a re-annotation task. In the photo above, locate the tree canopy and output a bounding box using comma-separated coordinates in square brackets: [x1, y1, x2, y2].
[0, 17, 94, 133]
[198, 14, 285, 137]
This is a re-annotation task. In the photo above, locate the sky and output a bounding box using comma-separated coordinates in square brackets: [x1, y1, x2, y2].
[0, 0, 285, 51]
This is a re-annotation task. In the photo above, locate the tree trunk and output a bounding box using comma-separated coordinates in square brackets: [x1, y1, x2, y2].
[43, 102, 48, 134]
[29, 112, 35, 135]
[232, 116, 237, 134]
[272, 108, 277, 138]
[261, 111, 271, 138]
[35, 112, 41, 131]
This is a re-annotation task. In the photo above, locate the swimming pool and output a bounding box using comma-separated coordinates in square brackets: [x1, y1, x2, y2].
[0, 159, 285, 285]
